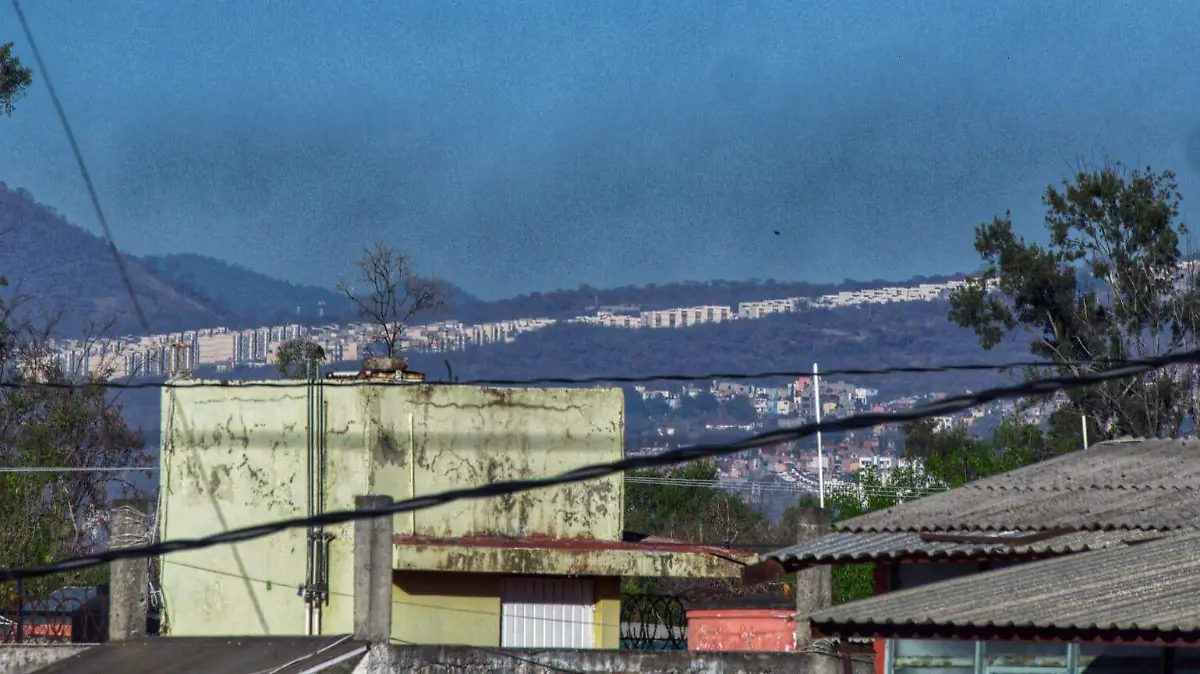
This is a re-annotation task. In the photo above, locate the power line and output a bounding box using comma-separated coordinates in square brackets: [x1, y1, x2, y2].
[432, 359, 1123, 387]
[0, 466, 945, 501]
[0, 466, 158, 473]
[625, 475, 945, 497]
[11, 0, 150, 332]
[0, 348, 1187, 584]
[0, 356, 1170, 391]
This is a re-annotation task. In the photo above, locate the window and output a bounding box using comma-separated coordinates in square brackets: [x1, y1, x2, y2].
[985, 641, 1069, 670]
[885, 641, 1169, 674]
[893, 638, 974, 674]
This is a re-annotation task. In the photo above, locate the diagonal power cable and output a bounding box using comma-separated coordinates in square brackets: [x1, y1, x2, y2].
[12, 0, 150, 332]
[0, 347, 1188, 583]
[0, 356, 1148, 391]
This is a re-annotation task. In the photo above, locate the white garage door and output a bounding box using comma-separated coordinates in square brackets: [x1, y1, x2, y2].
[500, 577, 596, 649]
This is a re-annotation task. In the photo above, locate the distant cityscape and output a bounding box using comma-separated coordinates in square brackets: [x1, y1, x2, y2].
[41, 266, 1175, 501]
[625, 373, 1066, 497]
[47, 279, 979, 379]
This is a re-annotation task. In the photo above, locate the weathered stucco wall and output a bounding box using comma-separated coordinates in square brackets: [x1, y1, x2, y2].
[0, 645, 93, 674]
[392, 542, 750, 578]
[362, 385, 625, 540]
[358, 644, 873, 673]
[159, 382, 624, 637]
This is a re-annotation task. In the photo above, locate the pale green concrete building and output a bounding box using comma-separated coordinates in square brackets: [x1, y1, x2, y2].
[158, 380, 748, 648]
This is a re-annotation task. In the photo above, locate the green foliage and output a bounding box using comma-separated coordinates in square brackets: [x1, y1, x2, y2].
[899, 418, 1054, 487]
[623, 461, 777, 596]
[948, 162, 1199, 439]
[625, 460, 772, 545]
[274, 338, 327, 379]
[0, 284, 146, 601]
[1, 42, 33, 117]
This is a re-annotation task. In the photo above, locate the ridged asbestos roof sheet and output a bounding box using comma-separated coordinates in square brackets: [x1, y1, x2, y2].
[808, 532, 1200, 638]
[838, 438, 1200, 533]
[760, 528, 1166, 568]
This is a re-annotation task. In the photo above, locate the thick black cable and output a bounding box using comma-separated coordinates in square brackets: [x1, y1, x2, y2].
[0, 357, 1142, 390]
[0, 348, 1188, 584]
[11, 0, 150, 332]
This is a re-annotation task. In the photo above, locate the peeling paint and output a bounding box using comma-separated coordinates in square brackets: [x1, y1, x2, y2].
[375, 429, 406, 468]
[391, 539, 751, 579]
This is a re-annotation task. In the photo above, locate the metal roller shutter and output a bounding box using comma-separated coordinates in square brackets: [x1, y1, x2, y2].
[500, 577, 596, 649]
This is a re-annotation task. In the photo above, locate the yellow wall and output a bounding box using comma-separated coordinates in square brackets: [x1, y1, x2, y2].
[393, 571, 502, 646]
[392, 572, 621, 649]
[159, 382, 624, 637]
[594, 576, 621, 649]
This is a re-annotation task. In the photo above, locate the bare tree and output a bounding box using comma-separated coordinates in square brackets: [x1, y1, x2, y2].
[337, 243, 445, 360]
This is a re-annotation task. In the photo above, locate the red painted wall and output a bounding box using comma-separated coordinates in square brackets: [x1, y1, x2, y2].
[686, 608, 798, 652]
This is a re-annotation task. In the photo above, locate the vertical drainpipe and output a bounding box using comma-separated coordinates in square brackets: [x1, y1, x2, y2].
[409, 412, 417, 535]
[315, 379, 328, 635]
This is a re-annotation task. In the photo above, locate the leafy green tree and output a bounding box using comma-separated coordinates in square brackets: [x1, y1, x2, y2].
[274, 338, 326, 379]
[1, 42, 33, 117]
[626, 460, 771, 546]
[948, 162, 1200, 440]
[899, 417, 1060, 487]
[0, 281, 146, 602]
[624, 461, 776, 597]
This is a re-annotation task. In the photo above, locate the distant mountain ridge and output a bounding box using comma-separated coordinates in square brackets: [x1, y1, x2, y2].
[0, 184, 226, 336]
[2, 183, 978, 337]
[0, 185, 483, 336]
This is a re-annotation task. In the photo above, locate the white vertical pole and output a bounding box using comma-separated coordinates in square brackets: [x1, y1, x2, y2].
[814, 363, 825, 508]
[1081, 414, 1089, 449]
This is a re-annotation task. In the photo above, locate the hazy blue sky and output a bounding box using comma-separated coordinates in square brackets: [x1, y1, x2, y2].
[3, 1, 1200, 299]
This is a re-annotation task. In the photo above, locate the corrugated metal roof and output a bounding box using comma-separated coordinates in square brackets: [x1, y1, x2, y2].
[808, 532, 1200, 639]
[838, 438, 1200, 533]
[31, 636, 368, 674]
[760, 528, 1167, 569]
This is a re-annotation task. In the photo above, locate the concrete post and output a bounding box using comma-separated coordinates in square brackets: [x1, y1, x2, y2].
[354, 494, 394, 643]
[794, 507, 833, 651]
[108, 499, 151, 642]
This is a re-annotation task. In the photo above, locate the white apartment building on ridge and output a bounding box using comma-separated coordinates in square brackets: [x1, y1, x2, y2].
[49, 277, 991, 379]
